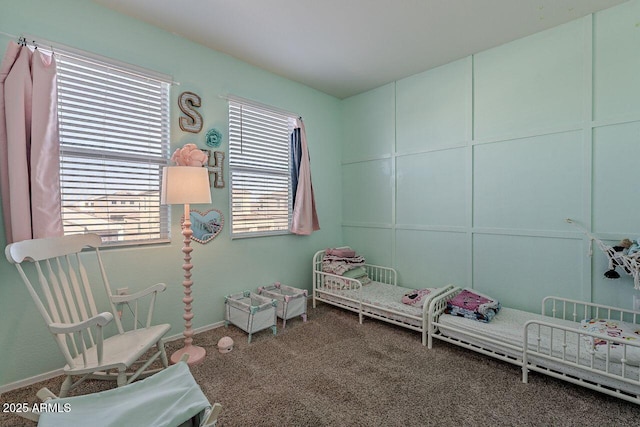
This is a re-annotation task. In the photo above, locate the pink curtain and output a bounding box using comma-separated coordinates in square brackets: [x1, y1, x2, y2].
[290, 118, 319, 235]
[0, 41, 62, 243]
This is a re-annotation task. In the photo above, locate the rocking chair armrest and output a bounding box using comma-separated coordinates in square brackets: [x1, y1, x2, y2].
[49, 312, 114, 334]
[111, 283, 167, 304]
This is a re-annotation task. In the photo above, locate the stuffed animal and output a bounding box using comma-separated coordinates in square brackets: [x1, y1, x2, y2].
[401, 289, 432, 307]
[628, 239, 640, 257]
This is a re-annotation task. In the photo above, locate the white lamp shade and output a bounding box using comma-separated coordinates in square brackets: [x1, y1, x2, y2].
[161, 166, 212, 205]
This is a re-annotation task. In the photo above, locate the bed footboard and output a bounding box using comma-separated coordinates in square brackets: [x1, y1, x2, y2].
[541, 295, 640, 323]
[523, 319, 640, 404]
[428, 289, 640, 404]
[426, 286, 460, 349]
[528, 296, 640, 403]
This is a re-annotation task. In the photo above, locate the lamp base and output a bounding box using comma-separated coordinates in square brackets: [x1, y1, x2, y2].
[170, 344, 207, 365]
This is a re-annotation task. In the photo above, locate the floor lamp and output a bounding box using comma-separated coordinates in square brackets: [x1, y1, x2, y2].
[161, 166, 212, 365]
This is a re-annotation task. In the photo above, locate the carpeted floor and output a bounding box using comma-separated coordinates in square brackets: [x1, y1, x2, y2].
[2, 302, 640, 426]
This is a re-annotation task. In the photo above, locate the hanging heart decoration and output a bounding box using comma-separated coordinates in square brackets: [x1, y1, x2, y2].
[183, 209, 224, 244]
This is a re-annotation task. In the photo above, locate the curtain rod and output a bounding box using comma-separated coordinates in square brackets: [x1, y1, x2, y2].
[0, 30, 177, 86]
[22, 33, 176, 86]
[220, 94, 302, 120]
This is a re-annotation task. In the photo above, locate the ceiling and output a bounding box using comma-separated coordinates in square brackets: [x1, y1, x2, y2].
[94, 0, 627, 99]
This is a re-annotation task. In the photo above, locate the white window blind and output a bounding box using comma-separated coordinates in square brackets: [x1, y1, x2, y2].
[56, 51, 171, 245]
[228, 100, 295, 237]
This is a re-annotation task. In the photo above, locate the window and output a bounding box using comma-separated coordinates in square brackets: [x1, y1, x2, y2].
[55, 49, 171, 245]
[228, 99, 296, 237]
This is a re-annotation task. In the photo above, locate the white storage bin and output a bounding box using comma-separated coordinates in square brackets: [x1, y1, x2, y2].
[257, 282, 308, 328]
[224, 291, 277, 343]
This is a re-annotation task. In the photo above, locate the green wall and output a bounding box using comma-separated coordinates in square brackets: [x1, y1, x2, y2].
[341, 1, 640, 312]
[0, 0, 343, 388]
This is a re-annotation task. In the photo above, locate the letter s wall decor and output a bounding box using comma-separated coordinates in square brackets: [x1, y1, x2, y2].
[178, 91, 203, 133]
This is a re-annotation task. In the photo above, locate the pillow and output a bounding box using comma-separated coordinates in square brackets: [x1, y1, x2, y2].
[401, 289, 433, 308]
[342, 266, 367, 279]
[342, 267, 371, 285]
[580, 318, 640, 366]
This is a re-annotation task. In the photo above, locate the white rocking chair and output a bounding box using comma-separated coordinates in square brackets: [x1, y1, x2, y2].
[5, 233, 171, 397]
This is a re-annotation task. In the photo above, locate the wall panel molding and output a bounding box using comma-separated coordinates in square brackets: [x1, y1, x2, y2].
[341, 3, 640, 308]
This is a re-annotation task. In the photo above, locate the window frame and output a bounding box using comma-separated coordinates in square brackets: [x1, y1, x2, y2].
[45, 39, 173, 247]
[227, 97, 298, 239]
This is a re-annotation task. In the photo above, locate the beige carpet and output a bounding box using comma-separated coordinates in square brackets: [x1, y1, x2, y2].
[2, 302, 640, 426]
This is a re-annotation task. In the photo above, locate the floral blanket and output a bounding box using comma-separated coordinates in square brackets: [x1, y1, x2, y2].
[322, 254, 366, 276]
[445, 289, 501, 323]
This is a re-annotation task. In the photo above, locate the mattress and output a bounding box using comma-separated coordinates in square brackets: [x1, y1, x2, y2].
[317, 281, 428, 327]
[438, 307, 579, 353]
[436, 308, 640, 394]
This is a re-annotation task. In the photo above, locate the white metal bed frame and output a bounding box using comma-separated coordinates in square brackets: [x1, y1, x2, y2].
[427, 286, 640, 404]
[312, 248, 454, 345]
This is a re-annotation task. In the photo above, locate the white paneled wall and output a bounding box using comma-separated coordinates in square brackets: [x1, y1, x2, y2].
[341, 1, 640, 311]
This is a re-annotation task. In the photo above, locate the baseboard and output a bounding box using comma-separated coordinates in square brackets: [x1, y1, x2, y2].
[0, 321, 226, 395]
[165, 320, 226, 342]
[0, 368, 63, 395]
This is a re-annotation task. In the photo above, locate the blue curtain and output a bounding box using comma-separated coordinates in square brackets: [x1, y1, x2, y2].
[290, 127, 302, 210]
